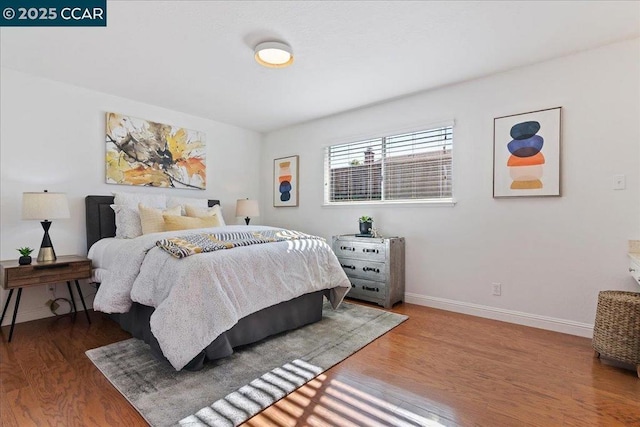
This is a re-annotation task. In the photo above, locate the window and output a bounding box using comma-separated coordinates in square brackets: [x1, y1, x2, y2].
[324, 124, 453, 204]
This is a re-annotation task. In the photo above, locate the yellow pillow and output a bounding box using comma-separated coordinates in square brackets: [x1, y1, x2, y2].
[163, 214, 221, 231]
[138, 204, 182, 235]
[185, 204, 226, 226]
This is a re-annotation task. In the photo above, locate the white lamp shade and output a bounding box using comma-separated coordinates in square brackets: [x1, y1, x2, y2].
[236, 199, 260, 217]
[22, 192, 70, 220]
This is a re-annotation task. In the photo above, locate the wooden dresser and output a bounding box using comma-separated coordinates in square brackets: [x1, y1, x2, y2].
[332, 235, 405, 308]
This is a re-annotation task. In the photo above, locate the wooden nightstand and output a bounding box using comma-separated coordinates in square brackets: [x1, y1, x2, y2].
[0, 255, 92, 342]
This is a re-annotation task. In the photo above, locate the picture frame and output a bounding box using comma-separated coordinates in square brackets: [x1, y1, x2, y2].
[105, 112, 206, 190]
[274, 155, 299, 207]
[493, 107, 562, 198]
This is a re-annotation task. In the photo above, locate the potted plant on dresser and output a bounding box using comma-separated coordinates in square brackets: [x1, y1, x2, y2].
[17, 247, 34, 265]
[358, 216, 373, 235]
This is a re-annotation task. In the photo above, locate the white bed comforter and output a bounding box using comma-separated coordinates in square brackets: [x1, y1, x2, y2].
[90, 225, 351, 370]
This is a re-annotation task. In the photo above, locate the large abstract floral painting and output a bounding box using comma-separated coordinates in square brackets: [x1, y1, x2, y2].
[106, 113, 206, 190]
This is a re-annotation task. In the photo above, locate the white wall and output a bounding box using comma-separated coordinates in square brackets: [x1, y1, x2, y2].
[0, 68, 263, 325]
[261, 38, 640, 336]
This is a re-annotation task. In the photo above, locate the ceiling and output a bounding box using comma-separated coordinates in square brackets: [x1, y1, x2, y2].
[1, 1, 639, 133]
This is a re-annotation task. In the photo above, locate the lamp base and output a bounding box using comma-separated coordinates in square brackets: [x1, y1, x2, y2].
[245, 217, 251, 225]
[37, 247, 57, 263]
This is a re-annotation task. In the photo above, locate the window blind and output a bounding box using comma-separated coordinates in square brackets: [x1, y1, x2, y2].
[324, 125, 453, 203]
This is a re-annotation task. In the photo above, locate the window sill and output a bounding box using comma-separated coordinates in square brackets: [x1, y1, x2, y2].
[322, 199, 457, 208]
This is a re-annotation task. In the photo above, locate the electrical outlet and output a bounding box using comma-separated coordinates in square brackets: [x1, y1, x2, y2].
[48, 284, 55, 292]
[492, 283, 502, 296]
[613, 174, 626, 190]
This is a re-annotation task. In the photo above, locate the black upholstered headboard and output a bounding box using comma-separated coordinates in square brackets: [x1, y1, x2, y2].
[85, 195, 220, 252]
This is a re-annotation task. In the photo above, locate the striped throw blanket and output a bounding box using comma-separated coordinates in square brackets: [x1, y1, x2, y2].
[156, 229, 324, 258]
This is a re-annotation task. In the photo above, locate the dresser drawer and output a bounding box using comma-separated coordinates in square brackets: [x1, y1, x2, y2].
[334, 240, 386, 262]
[347, 277, 387, 303]
[4, 260, 91, 289]
[338, 257, 386, 282]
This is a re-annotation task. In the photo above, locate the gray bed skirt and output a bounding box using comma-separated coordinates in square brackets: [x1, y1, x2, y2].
[110, 291, 325, 370]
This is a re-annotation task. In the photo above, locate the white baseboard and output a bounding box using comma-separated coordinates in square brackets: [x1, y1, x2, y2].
[4, 289, 591, 338]
[405, 292, 593, 338]
[2, 305, 57, 326]
[1, 292, 95, 327]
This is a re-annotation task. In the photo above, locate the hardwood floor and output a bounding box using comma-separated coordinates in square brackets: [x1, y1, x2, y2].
[1, 303, 638, 426]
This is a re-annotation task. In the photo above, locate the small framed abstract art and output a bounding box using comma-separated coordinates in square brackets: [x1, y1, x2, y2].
[493, 107, 562, 198]
[274, 155, 299, 207]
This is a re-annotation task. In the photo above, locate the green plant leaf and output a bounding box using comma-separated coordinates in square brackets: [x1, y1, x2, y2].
[17, 247, 34, 256]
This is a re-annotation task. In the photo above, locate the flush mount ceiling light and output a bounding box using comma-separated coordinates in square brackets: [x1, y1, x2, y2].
[254, 41, 294, 68]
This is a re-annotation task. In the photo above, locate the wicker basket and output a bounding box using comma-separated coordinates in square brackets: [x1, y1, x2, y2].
[593, 290, 640, 377]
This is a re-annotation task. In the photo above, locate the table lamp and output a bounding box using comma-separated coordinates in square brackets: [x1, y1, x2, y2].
[22, 190, 70, 262]
[235, 199, 259, 225]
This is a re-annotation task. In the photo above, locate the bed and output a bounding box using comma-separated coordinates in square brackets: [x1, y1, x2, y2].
[85, 195, 350, 371]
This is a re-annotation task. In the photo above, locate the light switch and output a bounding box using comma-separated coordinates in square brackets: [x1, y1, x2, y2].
[613, 174, 626, 190]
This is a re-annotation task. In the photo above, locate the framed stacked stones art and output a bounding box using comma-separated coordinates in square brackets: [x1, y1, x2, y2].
[273, 155, 299, 207]
[493, 107, 562, 198]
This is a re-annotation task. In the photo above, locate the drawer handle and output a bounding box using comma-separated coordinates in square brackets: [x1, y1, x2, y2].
[341, 264, 356, 270]
[33, 263, 70, 270]
[363, 248, 379, 254]
[630, 268, 636, 273]
[363, 267, 380, 273]
[362, 285, 379, 292]
[340, 246, 355, 251]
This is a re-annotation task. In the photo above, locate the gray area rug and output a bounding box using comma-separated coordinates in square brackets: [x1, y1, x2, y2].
[86, 301, 407, 427]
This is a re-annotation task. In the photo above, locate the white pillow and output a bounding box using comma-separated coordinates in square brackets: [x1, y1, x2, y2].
[113, 191, 167, 209]
[110, 204, 142, 239]
[167, 196, 208, 215]
[138, 203, 182, 235]
[185, 204, 226, 226]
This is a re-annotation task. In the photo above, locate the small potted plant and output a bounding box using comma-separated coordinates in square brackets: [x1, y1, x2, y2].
[358, 216, 373, 235]
[17, 247, 34, 265]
